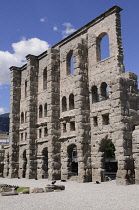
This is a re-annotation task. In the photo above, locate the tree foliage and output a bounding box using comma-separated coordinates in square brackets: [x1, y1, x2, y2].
[105, 141, 115, 158]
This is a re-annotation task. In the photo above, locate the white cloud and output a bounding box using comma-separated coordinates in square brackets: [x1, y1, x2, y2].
[62, 22, 76, 38]
[0, 107, 5, 114]
[12, 37, 50, 60]
[0, 37, 50, 85]
[40, 17, 47, 22]
[53, 26, 58, 31]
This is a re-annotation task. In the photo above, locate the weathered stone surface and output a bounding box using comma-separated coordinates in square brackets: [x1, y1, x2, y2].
[1, 5, 139, 186]
[22, 189, 30, 194]
[1, 191, 18, 196]
[31, 188, 44, 193]
[45, 184, 65, 191]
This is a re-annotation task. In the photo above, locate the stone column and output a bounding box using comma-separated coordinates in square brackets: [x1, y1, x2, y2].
[25, 54, 39, 179]
[47, 49, 61, 180]
[8, 66, 21, 178]
[74, 39, 91, 182]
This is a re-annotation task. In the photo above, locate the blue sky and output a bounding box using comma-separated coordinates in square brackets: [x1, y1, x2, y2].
[0, 0, 139, 114]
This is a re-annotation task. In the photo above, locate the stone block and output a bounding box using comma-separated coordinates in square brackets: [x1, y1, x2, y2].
[31, 188, 44, 193]
[1, 191, 18, 196]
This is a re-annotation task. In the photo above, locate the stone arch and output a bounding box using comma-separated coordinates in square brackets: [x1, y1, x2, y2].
[67, 144, 78, 177]
[42, 147, 48, 178]
[62, 96, 67, 112]
[66, 50, 74, 75]
[99, 138, 117, 181]
[22, 150, 27, 178]
[39, 105, 43, 118]
[91, 85, 99, 103]
[43, 67, 47, 89]
[96, 32, 110, 61]
[100, 82, 109, 100]
[69, 93, 74, 110]
[21, 112, 24, 124]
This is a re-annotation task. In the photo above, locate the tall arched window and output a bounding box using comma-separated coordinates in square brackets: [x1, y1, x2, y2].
[101, 82, 109, 100]
[69, 93, 74, 110]
[25, 80, 27, 98]
[44, 103, 47, 117]
[91, 86, 99, 103]
[96, 33, 110, 61]
[43, 67, 47, 89]
[67, 50, 74, 75]
[39, 105, 43, 118]
[62, 96, 67, 112]
[21, 112, 24, 124]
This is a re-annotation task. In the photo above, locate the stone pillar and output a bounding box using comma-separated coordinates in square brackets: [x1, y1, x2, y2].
[47, 49, 61, 180]
[74, 39, 91, 182]
[8, 66, 21, 178]
[3, 146, 9, 177]
[132, 126, 139, 184]
[115, 73, 138, 185]
[25, 54, 39, 179]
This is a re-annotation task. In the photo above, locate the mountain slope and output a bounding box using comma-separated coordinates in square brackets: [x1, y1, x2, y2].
[0, 113, 9, 133]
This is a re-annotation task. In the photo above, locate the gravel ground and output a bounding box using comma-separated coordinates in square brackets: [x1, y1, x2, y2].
[0, 178, 139, 210]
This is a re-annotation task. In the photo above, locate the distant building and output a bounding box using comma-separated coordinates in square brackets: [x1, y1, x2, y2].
[0, 133, 9, 145]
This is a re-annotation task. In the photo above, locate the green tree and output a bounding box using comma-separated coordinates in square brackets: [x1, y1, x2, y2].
[105, 141, 115, 158]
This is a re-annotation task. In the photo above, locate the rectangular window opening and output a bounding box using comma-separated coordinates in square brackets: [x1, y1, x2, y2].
[63, 123, 67, 133]
[70, 121, 75, 131]
[93, 116, 98, 127]
[102, 114, 109, 125]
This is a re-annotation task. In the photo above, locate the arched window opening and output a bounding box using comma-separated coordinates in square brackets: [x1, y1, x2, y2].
[44, 103, 47, 117]
[22, 150, 27, 178]
[67, 144, 78, 177]
[21, 112, 24, 124]
[69, 93, 74, 110]
[96, 33, 110, 61]
[39, 105, 43, 118]
[25, 80, 27, 98]
[42, 148, 48, 178]
[67, 51, 74, 75]
[101, 82, 109, 100]
[91, 86, 99, 103]
[62, 96, 67, 112]
[43, 67, 47, 89]
[99, 139, 117, 181]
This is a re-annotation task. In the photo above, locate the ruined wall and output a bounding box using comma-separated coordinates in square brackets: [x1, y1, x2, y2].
[4, 5, 139, 185]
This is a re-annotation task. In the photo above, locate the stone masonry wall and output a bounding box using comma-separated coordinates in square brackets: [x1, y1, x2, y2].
[3, 6, 139, 185]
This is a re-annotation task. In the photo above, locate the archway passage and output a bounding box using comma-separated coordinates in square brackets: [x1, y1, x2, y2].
[42, 148, 48, 178]
[22, 150, 27, 178]
[100, 140, 117, 181]
[67, 144, 78, 177]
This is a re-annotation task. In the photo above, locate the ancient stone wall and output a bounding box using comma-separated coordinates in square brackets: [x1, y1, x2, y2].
[3, 5, 139, 185]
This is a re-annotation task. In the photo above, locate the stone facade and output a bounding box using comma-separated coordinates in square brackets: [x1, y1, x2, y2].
[2, 6, 139, 184]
